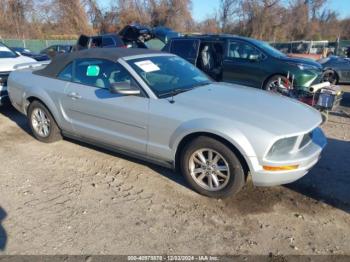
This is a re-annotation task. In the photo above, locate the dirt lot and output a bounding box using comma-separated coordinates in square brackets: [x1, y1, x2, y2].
[0, 86, 349, 255]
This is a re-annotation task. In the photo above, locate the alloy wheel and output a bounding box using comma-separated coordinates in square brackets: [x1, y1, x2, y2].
[188, 148, 230, 191]
[31, 108, 51, 137]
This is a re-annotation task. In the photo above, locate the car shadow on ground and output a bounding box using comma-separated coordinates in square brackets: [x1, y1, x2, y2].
[64, 136, 190, 189]
[0, 105, 190, 189]
[286, 137, 350, 214]
[0, 104, 31, 135]
[1, 105, 349, 214]
[0, 206, 7, 251]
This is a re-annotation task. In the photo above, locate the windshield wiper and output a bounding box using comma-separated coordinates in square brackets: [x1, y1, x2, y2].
[158, 87, 194, 98]
[158, 82, 211, 99]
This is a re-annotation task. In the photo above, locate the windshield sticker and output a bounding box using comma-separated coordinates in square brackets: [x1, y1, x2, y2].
[134, 60, 160, 73]
[86, 65, 100, 77]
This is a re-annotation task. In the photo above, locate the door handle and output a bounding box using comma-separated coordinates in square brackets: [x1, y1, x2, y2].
[67, 92, 82, 100]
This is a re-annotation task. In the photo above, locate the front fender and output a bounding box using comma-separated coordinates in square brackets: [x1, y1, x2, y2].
[169, 118, 257, 159]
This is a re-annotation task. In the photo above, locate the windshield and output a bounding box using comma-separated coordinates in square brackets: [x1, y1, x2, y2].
[0, 43, 18, 58]
[256, 41, 286, 58]
[127, 55, 211, 98]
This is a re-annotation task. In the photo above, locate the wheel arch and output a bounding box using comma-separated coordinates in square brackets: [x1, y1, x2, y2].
[174, 131, 250, 178]
[25, 96, 61, 128]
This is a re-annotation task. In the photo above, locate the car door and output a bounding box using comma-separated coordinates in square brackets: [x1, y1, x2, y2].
[222, 40, 267, 88]
[169, 39, 200, 65]
[63, 58, 149, 154]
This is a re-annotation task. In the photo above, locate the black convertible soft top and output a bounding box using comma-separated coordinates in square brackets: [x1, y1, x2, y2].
[35, 48, 165, 78]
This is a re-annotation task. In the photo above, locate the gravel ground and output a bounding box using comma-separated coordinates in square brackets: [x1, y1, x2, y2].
[0, 86, 349, 255]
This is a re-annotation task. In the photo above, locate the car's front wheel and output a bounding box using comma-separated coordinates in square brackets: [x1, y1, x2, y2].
[180, 136, 246, 198]
[264, 74, 292, 95]
[27, 100, 62, 143]
[322, 70, 338, 85]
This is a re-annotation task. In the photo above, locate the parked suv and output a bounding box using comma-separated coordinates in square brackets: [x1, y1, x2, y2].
[162, 35, 324, 94]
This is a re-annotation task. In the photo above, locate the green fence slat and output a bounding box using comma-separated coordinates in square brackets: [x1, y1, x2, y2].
[0, 39, 76, 53]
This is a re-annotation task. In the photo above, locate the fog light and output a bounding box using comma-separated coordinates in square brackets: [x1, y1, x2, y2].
[263, 165, 299, 171]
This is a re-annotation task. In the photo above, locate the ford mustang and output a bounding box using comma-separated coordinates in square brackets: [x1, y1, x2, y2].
[7, 48, 327, 198]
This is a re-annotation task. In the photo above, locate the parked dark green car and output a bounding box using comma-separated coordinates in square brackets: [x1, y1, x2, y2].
[162, 35, 323, 94]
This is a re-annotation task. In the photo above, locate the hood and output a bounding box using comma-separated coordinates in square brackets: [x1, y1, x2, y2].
[174, 83, 322, 136]
[0, 55, 36, 72]
[280, 56, 322, 70]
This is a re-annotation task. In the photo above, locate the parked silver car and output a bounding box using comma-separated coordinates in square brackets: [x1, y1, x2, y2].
[8, 48, 327, 198]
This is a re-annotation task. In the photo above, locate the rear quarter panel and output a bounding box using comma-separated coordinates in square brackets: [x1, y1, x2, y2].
[8, 70, 72, 131]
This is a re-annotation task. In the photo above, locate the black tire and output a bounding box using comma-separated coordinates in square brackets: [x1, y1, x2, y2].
[322, 70, 338, 85]
[180, 136, 246, 198]
[27, 100, 62, 143]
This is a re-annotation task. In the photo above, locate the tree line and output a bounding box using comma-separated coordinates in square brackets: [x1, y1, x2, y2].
[0, 0, 349, 41]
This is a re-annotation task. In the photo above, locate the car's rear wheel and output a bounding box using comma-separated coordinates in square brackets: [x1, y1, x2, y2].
[322, 70, 338, 85]
[28, 101, 62, 143]
[264, 74, 292, 95]
[180, 136, 246, 198]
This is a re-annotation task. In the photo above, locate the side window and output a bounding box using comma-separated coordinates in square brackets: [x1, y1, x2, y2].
[57, 63, 73, 81]
[91, 37, 102, 48]
[73, 59, 136, 90]
[102, 37, 115, 47]
[228, 41, 262, 60]
[170, 40, 199, 59]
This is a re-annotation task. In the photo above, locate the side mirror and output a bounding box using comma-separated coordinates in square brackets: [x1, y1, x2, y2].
[109, 82, 141, 96]
[15, 51, 21, 56]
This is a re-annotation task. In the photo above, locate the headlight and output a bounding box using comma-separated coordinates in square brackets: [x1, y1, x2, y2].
[267, 136, 297, 157]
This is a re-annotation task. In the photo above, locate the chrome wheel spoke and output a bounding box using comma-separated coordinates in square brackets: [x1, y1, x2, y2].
[208, 175, 213, 189]
[195, 151, 207, 164]
[42, 124, 49, 136]
[211, 174, 219, 188]
[193, 168, 205, 174]
[212, 154, 220, 164]
[215, 170, 228, 179]
[217, 165, 228, 172]
[34, 111, 41, 122]
[208, 150, 213, 162]
[31, 108, 50, 138]
[193, 156, 204, 165]
[197, 172, 207, 181]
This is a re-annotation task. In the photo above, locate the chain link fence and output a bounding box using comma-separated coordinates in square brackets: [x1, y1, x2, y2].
[0, 39, 76, 53]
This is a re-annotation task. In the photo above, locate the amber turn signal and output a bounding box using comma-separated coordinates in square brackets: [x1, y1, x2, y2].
[263, 165, 299, 171]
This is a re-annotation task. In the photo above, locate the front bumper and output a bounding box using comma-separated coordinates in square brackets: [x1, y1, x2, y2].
[251, 128, 327, 187]
[294, 70, 323, 91]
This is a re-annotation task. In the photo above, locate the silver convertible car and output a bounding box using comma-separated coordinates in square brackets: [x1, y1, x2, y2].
[8, 48, 327, 198]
